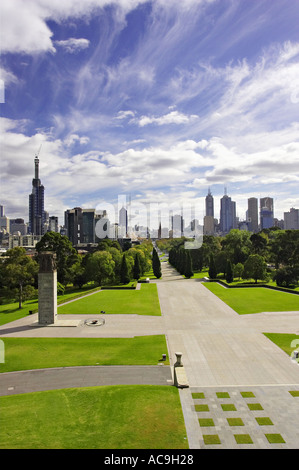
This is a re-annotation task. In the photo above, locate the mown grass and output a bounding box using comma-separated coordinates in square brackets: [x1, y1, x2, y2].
[0, 385, 188, 449]
[58, 283, 161, 316]
[0, 335, 169, 373]
[263, 333, 299, 359]
[203, 283, 299, 314]
[0, 285, 102, 326]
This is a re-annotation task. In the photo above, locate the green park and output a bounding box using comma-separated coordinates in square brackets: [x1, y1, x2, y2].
[1, 228, 299, 449]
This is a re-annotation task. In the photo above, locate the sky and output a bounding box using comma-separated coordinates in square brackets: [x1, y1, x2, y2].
[0, 0, 299, 228]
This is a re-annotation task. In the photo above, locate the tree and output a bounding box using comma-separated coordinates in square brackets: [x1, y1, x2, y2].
[120, 254, 130, 284]
[243, 254, 267, 284]
[152, 248, 162, 279]
[36, 232, 78, 285]
[184, 250, 194, 279]
[208, 253, 217, 279]
[3, 247, 39, 308]
[133, 253, 141, 280]
[85, 251, 115, 286]
[234, 263, 244, 280]
[250, 232, 268, 256]
[225, 259, 233, 283]
[274, 266, 298, 288]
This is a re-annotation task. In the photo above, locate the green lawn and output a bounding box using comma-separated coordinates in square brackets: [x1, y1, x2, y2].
[0, 336, 169, 372]
[0, 385, 188, 449]
[0, 286, 102, 326]
[203, 283, 299, 314]
[263, 333, 299, 360]
[58, 283, 161, 316]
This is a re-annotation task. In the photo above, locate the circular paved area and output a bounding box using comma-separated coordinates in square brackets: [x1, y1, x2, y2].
[1, 259, 299, 449]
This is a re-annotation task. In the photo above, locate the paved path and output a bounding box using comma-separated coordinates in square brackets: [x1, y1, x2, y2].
[0, 365, 172, 396]
[1, 259, 299, 448]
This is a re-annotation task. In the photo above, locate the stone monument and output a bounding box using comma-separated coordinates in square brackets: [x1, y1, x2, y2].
[38, 252, 57, 325]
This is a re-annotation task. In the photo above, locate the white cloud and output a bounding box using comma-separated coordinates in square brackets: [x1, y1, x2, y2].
[0, 0, 150, 55]
[64, 134, 90, 146]
[136, 110, 198, 127]
[55, 38, 90, 54]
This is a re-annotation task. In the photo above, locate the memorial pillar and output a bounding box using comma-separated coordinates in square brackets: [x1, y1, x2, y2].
[38, 252, 57, 325]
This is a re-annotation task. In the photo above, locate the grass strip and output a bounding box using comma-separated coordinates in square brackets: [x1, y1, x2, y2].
[58, 283, 161, 316]
[265, 434, 285, 444]
[0, 385, 188, 449]
[203, 283, 299, 315]
[234, 434, 253, 444]
[203, 435, 221, 445]
[0, 336, 168, 373]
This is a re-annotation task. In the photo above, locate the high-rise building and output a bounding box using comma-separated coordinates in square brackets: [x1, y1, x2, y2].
[284, 208, 299, 230]
[220, 191, 236, 234]
[247, 197, 258, 232]
[48, 216, 59, 233]
[204, 188, 215, 235]
[29, 154, 45, 235]
[65, 207, 95, 244]
[119, 206, 128, 238]
[260, 197, 274, 230]
[205, 188, 214, 217]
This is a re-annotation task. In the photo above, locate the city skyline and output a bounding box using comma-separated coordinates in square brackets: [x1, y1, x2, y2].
[1, 0, 299, 223]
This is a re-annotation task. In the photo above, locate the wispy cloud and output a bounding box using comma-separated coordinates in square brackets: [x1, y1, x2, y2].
[54, 38, 90, 53]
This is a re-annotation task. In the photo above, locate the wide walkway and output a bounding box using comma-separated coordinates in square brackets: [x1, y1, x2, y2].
[1, 259, 299, 448]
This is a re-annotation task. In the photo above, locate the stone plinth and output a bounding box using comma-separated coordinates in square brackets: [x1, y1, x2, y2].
[38, 252, 57, 325]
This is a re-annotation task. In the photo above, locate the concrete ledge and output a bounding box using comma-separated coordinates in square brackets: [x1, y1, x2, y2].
[174, 367, 189, 388]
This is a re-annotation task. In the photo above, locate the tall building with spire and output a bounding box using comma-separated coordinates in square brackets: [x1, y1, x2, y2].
[204, 188, 215, 235]
[29, 153, 45, 235]
[220, 190, 236, 234]
[205, 188, 214, 217]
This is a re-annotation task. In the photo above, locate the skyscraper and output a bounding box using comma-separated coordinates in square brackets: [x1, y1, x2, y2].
[247, 197, 258, 232]
[119, 206, 128, 238]
[260, 197, 274, 230]
[204, 188, 215, 235]
[65, 207, 96, 245]
[284, 208, 299, 230]
[29, 154, 45, 235]
[205, 188, 214, 217]
[220, 191, 236, 234]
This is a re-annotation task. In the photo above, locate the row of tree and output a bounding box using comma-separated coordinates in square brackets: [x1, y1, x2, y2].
[158, 228, 299, 287]
[0, 233, 162, 308]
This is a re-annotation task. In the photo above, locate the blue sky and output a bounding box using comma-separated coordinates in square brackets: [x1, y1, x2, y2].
[1, 0, 299, 227]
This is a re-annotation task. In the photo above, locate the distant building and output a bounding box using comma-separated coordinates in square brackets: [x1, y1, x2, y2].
[220, 191, 236, 234]
[8, 234, 42, 249]
[260, 197, 274, 230]
[284, 208, 299, 230]
[247, 197, 258, 232]
[10, 218, 28, 236]
[203, 216, 215, 235]
[171, 214, 184, 238]
[0, 215, 9, 233]
[119, 206, 128, 238]
[29, 154, 45, 235]
[65, 207, 96, 244]
[48, 216, 59, 233]
[205, 188, 214, 218]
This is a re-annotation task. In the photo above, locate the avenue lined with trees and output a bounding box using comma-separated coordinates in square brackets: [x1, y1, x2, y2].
[0, 227, 298, 309]
[158, 228, 299, 289]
